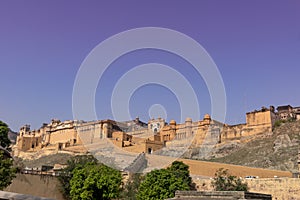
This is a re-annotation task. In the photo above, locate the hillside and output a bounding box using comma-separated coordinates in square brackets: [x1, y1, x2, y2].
[20, 153, 74, 168]
[207, 120, 300, 172]
[8, 129, 18, 144]
[15, 121, 300, 173]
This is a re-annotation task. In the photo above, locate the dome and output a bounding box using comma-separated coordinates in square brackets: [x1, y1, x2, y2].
[185, 117, 192, 122]
[204, 114, 211, 120]
[170, 120, 176, 125]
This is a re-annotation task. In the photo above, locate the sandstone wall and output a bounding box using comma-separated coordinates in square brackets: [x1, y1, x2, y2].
[193, 178, 300, 200]
[127, 129, 148, 136]
[76, 122, 103, 144]
[49, 129, 78, 145]
[145, 140, 164, 153]
[220, 110, 274, 143]
[221, 124, 246, 141]
[5, 174, 64, 200]
[246, 110, 273, 127]
[17, 135, 42, 151]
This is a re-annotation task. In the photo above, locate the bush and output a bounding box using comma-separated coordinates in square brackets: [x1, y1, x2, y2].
[137, 161, 193, 200]
[211, 168, 248, 191]
[274, 120, 283, 128]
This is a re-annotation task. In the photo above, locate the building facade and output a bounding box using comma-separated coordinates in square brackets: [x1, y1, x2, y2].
[15, 105, 296, 155]
[276, 105, 300, 121]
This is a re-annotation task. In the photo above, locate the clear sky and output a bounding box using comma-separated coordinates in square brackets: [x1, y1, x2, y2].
[1, 1, 299, 131]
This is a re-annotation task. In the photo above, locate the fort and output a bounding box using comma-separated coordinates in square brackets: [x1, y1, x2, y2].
[14, 104, 300, 157]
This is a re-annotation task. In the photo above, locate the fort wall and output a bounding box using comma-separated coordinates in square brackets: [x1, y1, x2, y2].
[220, 109, 274, 143]
[15, 106, 280, 155]
[193, 178, 300, 200]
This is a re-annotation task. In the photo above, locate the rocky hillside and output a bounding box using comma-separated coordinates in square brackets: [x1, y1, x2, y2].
[8, 129, 18, 144]
[20, 153, 74, 168]
[206, 120, 300, 172]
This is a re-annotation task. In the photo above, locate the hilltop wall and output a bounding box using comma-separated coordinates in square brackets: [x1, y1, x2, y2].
[220, 109, 274, 143]
[15, 107, 278, 156]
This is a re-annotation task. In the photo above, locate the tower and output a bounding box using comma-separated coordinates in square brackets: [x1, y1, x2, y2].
[148, 118, 165, 134]
[185, 117, 192, 137]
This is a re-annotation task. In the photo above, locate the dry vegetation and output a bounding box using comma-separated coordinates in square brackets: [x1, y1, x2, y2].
[208, 120, 300, 172]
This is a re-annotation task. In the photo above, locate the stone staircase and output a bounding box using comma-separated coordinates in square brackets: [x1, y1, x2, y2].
[189, 127, 221, 159]
[124, 153, 147, 173]
[153, 127, 221, 160]
[78, 132, 175, 172]
[78, 133, 143, 171]
[153, 135, 194, 158]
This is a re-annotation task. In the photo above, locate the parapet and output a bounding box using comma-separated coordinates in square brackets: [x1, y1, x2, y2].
[246, 106, 275, 115]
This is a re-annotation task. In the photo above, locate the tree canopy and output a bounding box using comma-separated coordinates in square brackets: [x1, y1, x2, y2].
[0, 121, 11, 148]
[0, 152, 16, 190]
[211, 168, 248, 191]
[69, 163, 122, 200]
[58, 155, 98, 199]
[136, 161, 193, 200]
[0, 121, 16, 190]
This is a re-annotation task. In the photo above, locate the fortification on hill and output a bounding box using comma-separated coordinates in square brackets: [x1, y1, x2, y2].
[14, 104, 300, 158]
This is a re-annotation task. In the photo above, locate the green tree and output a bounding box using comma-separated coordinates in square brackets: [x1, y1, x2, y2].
[168, 161, 193, 189]
[211, 168, 248, 191]
[70, 163, 122, 200]
[0, 121, 11, 148]
[58, 155, 97, 199]
[0, 121, 16, 190]
[137, 161, 192, 200]
[0, 152, 16, 190]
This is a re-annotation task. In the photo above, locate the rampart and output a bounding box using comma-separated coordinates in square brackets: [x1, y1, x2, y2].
[193, 177, 300, 200]
[15, 105, 287, 156]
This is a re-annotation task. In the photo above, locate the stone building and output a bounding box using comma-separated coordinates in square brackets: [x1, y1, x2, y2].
[277, 105, 295, 120]
[15, 105, 293, 155]
[144, 114, 216, 154]
[276, 104, 300, 120]
[16, 119, 82, 152]
[293, 106, 300, 120]
[221, 106, 276, 142]
[16, 118, 141, 152]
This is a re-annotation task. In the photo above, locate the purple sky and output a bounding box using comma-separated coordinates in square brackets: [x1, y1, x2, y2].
[1, 1, 300, 131]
